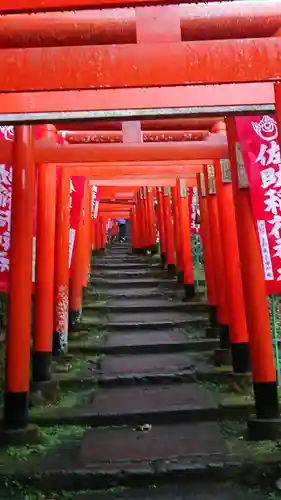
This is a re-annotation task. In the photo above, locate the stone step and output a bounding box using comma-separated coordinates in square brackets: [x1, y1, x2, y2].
[79, 421, 226, 468]
[91, 278, 177, 289]
[70, 483, 269, 500]
[99, 352, 201, 378]
[68, 334, 218, 355]
[105, 318, 207, 332]
[83, 299, 209, 314]
[93, 269, 165, 278]
[88, 383, 219, 425]
[94, 262, 156, 270]
[86, 287, 167, 299]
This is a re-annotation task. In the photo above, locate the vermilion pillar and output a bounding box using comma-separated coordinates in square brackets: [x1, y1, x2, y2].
[226, 117, 279, 438]
[163, 187, 176, 277]
[142, 187, 150, 250]
[131, 206, 137, 250]
[53, 167, 70, 356]
[177, 178, 195, 299]
[147, 187, 157, 252]
[82, 184, 92, 291]
[91, 218, 96, 253]
[214, 158, 250, 373]
[101, 216, 106, 250]
[157, 187, 166, 268]
[196, 173, 218, 327]
[69, 190, 85, 330]
[171, 186, 184, 283]
[133, 196, 141, 253]
[96, 216, 102, 252]
[138, 189, 146, 252]
[33, 124, 57, 383]
[143, 187, 151, 248]
[203, 165, 230, 351]
[5, 126, 35, 429]
[138, 191, 146, 253]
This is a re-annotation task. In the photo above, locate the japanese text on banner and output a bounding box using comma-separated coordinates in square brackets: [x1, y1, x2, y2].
[188, 187, 199, 234]
[236, 115, 281, 294]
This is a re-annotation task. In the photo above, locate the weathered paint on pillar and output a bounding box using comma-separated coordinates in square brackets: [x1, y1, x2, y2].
[226, 117, 279, 433]
[33, 124, 57, 382]
[53, 167, 70, 355]
[5, 126, 35, 429]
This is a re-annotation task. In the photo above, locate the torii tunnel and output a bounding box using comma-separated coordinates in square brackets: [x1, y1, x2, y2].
[1, 0, 281, 495]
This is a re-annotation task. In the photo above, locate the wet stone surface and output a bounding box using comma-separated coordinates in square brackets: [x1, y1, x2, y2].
[108, 311, 207, 324]
[104, 330, 189, 347]
[79, 422, 226, 466]
[91, 383, 218, 414]
[100, 353, 196, 376]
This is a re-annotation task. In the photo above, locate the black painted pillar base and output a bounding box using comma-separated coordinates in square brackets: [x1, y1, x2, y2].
[219, 324, 231, 349]
[167, 263, 176, 278]
[184, 283, 196, 300]
[247, 381, 280, 440]
[160, 253, 166, 268]
[231, 342, 250, 374]
[32, 351, 52, 382]
[69, 308, 81, 332]
[4, 392, 29, 429]
[214, 348, 231, 367]
[52, 330, 63, 357]
[208, 305, 219, 327]
[253, 381, 279, 419]
[177, 270, 184, 286]
[205, 326, 220, 338]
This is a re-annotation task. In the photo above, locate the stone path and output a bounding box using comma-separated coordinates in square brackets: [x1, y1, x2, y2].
[6, 243, 275, 499]
[78, 244, 227, 472]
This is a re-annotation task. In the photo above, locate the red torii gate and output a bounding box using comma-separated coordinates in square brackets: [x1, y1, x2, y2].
[0, 0, 280, 444]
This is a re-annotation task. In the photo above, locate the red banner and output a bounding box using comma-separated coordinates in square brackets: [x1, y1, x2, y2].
[0, 126, 42, 292]
[236, 114, 281, 294]
[187, 186, 199, 234]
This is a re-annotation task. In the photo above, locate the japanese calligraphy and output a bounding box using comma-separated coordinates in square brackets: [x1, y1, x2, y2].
[257, 220, 274, 280]
[251, 115, 281, 284]
[188, 187, 199, 234]
[0, 165, 12, 272]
